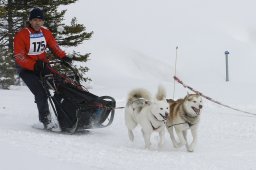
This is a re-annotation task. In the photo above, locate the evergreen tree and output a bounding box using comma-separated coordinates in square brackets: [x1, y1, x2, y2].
[0, 0, 92, 89]
[0, 0, 19, 89]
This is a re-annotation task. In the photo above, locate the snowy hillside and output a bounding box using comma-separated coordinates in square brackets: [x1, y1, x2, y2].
[1, 0, 256, 169]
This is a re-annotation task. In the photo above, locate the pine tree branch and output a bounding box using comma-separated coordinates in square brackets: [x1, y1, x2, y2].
[0, 32, 8, 41]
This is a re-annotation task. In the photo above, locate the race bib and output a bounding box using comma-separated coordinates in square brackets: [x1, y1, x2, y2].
[28, 32, 47, 55]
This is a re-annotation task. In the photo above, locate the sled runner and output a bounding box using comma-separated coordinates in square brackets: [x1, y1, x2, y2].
[41, 61, 116, 134]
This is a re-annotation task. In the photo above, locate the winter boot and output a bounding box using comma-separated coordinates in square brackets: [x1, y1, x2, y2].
[39, 112, 60, 132]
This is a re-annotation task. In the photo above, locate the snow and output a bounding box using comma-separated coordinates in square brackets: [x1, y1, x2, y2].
[57, 25, 65, 33]
[1, 0, 256, 169]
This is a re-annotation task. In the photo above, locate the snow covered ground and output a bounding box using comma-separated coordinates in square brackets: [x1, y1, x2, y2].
[1, 0, 256, 169]
[1, 52, 256, 169]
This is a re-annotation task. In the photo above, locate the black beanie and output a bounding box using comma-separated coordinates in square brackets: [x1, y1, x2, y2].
[29, 8, 44, 20]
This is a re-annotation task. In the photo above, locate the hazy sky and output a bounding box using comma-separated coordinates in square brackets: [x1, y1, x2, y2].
[60, 0, 256, 81]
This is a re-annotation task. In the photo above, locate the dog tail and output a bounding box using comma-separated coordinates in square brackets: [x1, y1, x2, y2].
[156, 85, 167, 101]
[127, 88, 151, 104]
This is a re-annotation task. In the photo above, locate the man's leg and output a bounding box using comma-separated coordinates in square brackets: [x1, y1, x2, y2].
[19, 69, 51, 126]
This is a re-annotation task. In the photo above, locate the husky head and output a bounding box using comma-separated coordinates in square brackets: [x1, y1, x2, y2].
[183, 93, 203, 117]
[151, 100, 169, 121]
[150, 85, 169, 121]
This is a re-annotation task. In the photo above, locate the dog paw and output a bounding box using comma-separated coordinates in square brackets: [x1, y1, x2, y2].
[145, 145, 151, 149]
[187, 142, 196, 152]
[187, 148, 194, 152]
[158, 142, 164, 148]
[187, 145, 195, 152]
[128, 131, 134, 142]
[173, 143, 179, 148]
[171, 141, 180, 148]
[128, 135, 134, 142]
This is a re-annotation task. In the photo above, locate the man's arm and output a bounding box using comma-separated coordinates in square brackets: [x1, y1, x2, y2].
[14, 31, 36, 71]
[45, 29, 66, 59]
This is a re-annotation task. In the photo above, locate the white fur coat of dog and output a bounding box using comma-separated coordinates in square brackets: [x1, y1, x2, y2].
[125, 86, 169, 149]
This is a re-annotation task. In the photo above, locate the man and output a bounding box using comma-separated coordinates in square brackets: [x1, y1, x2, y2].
[14, 7, 72, 130]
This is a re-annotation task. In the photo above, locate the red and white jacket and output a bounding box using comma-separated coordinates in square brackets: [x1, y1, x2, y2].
[14, 26, 66, 71]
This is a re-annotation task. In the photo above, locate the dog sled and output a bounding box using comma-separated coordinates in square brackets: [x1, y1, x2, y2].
[41, 60, 116, 134]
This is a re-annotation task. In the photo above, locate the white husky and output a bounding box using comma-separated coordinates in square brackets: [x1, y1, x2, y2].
[166, 93, 203, 152]
[125, 86, 169, 149]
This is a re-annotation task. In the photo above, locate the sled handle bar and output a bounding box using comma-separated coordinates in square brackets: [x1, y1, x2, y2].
[48, 60, 80, 83]
[48, 60, 72, 69]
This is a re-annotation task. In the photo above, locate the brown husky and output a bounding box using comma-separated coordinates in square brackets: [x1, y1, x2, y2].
[166, 94, 203, 152]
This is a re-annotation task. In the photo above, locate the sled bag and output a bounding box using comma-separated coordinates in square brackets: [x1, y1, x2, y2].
[52, 82, 113, 131]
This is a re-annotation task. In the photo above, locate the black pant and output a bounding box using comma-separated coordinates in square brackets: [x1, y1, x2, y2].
[18, 68, 50, 123]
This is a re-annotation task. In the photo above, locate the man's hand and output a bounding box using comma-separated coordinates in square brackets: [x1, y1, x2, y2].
[34, 60, 51, 76]
[62, 54, 74, 63]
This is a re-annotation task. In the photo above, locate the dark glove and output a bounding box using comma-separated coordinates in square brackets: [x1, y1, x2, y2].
[34, 60, 51, 76]
[62, 54, 73, 63]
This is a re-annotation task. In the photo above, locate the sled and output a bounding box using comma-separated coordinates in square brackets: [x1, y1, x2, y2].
[41, 61, 116, 134]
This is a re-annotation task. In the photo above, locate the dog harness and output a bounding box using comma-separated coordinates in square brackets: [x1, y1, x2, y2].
[150, 112, 166, 131]
[167, 122, 193, 129]
[149, 121, 161, 131]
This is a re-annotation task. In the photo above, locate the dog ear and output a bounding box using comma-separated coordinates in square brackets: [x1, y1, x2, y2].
[185, 92, 190, 98]
[166, 99, 174, 103]
[184, 92, 191, 100]
[195, 91, 201, 96]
